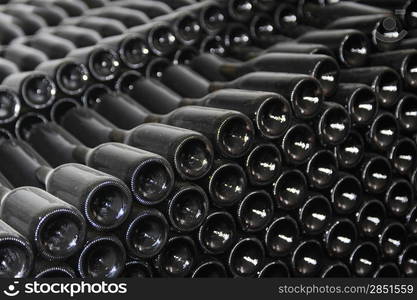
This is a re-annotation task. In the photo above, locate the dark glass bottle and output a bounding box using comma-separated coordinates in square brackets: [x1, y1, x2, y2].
[274, 3, 317, 39]
[121, 206, 168, 259]
[366, 111, 399, 152]
[373, 263, 401, 278]
[121, 260, 153, 278]
[339, 66, 403, 108]
[198, 211, 237, 255]
[324, 218, 357, 258]
[316, 102, 351, 146]
[189, 53, 339, 97]
[404, 0, 417, 30]
[191, 259, 227, 278]
[272, 169, 307, 210]
[299, 194, 333, 235]
[223, 0, 254, 22]
[85, 7, 150, 28]
[48, 25, 101, 48]
[335, 130, 365, 169]
[396, 94, 417, 133]
[156, 0, 195, 9]
[1, 71, 56, 109]
[320, 262, 351, 278]
[264, 216, 299, 257]
[281, 123, 317, 165]
[0, 219, 34, 278]
[291, 240, 323, 277]
[165, 183, 209, 232]
[0, 87, 21, 125]
[356, 199, 386, 237]
[24, 121, 174, 206]
[349, 242, 379, 277]
[389, 138, 417, 177]
[236, 190, 274, 233]
[68, 45, 121, 82]
[378, 222, 407, 259]
[0, 137, 132, 231]
[0, 18, 24, 45]
[249, 13, 288, 48]
[179, 1, 226, 34]
[244, 143, 282, 186]
[16, 33, 76, 60]
[27, 0, 87, 17]
[0, 184, 86, 261]
[330, 173, 363, 215]
[305, 149, 339, 189]
[66, 16, 127, 38]
[329, 83, 378, 127]
[407, 204, 417, 236]
[33, 260, 76, 278]
[399, 242, 417, 277]
[297, 29, 370, 68]
[154, 235, 197, 277]
[36, 58, 89, 96]
[262, 42, 333, 57]
[109, 0, 172, 18]
[385, 179, 414, 217]
[5, 3, 66, 26]
[0, 10, 46, 36]
[258, 260, 291, 278]
[77, 234, 126, 278]
[0, 44, 48, 71]
[361, 155, 393, 194]
[117, 72, 292, 139]
[228, 237, 265, 277]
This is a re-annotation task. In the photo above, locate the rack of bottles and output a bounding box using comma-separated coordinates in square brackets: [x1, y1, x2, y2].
[0, 0, 416, 278]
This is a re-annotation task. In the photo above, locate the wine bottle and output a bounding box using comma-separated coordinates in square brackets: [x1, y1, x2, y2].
[154, 235, 197, 277]
[385, 179, 414, 217]
[228, 237, 265, 277]
[0, 137, 132, 231]
[198, 211, 236, 255]
[237, 190, 274, 233]
[330, 173, 363, 215]
[58, 105, 214, 181]
[329, 83, 378, 127]
[48, 25, 101, 48]
[36, 58, 89, 96]
[121, 206, 168, 259]
[406, 204, 417, 235]
[257, 260, 290, 278]
[0, 10, 46, 36]
[356, 199, 386, 237]
[326, 14, 404, 52]
[15, 33, 76, 60]
[0, 184, 86, 261]
[0, 18, 24, 45]
[0, 44, 48, 71]
[109, 0, 172, 18]
[4, 3, 66, 26]
[334, 130, 365, 169]
[272, 169, 308, 210]
[33, 260, 76, 278]
[222, 0, 254, 22]
[339, 66, 403, 108]
[349, 242, 380, 277]
[305, 149, 339, 189]
[155, 0, 196, 9]
[396, 94, 417, 133]
[0, 219, 34, 278]
[264, 215, 299, 257]
[121, 260, 153, 278]
[399, 242, 417, 277]
[404, 0, 417, 30]
[367, 111, 399, 152]
[297, 29, 370, 67]
[262, 42, 333, 57]
[291, 240, 323, 277]
[24, 121, 174, 205]
[191, 259, 227, 278]
[14, 113, 48, 141]
[165, 183, 209, 232]
[281, 123, 317, 165]
[85, 7, 150, 28]
[249, 13, 289, 47]
[189, 53, 339, 97]
[298, 194, 333, 235]
[1, 71, 56, 109]
[373, 263, 401, 278]
[77, 233, 126, 278]
[324, 218, 357, 258]
[298, 1, 390, 28]
[27, 0, 87, 17]
[154, 11, 202, 46]
[273, 3, 317, 39]
[0, 87, 21, 125]
[389, 138, 417, 177]
[67, 45, 121, 82]
[244, 143, 282, 186]
[378, 222, 407, 258]
[66, 16, 127, 37]
[320, 262, 352, 278]
[128, 22, 178, 56]
[117, 71, 292, 139]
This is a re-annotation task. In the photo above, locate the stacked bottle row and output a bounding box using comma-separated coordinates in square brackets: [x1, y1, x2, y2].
[0, 0, 417, 278]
